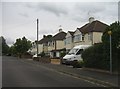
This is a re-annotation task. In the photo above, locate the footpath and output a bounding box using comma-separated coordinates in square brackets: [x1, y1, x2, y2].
[22, 59, 119, 88]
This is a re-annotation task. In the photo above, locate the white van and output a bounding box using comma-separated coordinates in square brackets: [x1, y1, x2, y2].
[62, 45, 91, 64]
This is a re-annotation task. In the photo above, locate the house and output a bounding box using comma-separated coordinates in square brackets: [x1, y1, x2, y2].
[73, 17, 108, 46]
[48, 29, 66, 58]
[28, 41, 37, 55]
[65, 31, 74, 53]
[38, 35, 52, 56]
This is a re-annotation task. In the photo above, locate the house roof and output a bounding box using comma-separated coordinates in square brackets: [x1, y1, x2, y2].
[38, 36, 52, 44]
[77, 20, 108, 34]
[52, 31, 67, 41]
[68, 31, 74, 36]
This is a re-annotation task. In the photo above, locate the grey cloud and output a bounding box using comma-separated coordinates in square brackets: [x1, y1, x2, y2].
[72, 2, 117, 22]
[18, 13, 29, 18]
[26, 3, 68, 17]
[75, 3, 105, 14]
[39, 28, 56, 35]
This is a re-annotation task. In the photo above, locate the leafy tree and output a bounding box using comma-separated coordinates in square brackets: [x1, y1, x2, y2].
[0, 36, 9, 55]
[102, 21, 120, 50]
[9, 45, 17, 56]
[102, 21, 120, 71]
[14, 37, 32, 58]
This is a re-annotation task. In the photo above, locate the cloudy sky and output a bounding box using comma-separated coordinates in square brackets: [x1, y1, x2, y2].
[0, 0, 119, 46]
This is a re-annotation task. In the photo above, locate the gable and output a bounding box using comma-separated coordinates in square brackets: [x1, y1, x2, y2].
[66, 32, 72, 38]
[74, 29, 82, 36]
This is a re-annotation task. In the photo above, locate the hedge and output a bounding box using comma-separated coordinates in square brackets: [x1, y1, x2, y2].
[81, 43, 113, 71]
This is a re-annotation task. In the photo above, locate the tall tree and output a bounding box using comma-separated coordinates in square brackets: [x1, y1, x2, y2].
[14, 36, 32, 58]
[102, 21, 120, 71]
[102, 21, 120, 50]
[0, 36, 9, 55]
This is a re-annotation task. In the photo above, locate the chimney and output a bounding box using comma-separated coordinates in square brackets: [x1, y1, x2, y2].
[59, 25, 63, 33]
[59, 28, 63, 33]
[43, 35, 46, 38]
[89, 17, 95, 23]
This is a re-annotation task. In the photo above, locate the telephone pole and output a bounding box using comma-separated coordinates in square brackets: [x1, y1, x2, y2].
[108, 30, 112, 74]
[37, 19, 39, 56]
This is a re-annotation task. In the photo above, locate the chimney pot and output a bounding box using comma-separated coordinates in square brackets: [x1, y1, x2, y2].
[89, 17, 95, 23]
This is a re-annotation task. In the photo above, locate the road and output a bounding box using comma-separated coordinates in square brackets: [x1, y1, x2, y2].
[2, 56, 102, 87]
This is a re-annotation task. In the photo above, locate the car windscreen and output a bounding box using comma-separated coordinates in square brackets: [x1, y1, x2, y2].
[68, 48, 79, 55]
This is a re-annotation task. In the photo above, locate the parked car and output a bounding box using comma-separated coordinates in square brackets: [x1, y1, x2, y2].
[32, 54, 38, 58]
[61, 45, 91, 65]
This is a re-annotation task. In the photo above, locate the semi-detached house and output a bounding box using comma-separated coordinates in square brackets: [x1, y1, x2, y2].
[48, 29, 66, 58]
[65, 17, 108, 52]
[38, 35, 52, 56]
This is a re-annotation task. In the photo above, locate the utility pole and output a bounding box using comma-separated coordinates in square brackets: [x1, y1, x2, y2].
[108, 30, 112, 74]
[37, 19, 39, 57]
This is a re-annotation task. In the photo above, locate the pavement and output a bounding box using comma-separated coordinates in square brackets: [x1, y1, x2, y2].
[23, 58, 119, 88]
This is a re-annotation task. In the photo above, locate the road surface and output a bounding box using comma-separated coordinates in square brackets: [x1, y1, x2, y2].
[2, 56, 102, 87]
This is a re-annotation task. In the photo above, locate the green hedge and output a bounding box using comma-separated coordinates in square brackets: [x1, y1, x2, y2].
[81, 44, 110, 70]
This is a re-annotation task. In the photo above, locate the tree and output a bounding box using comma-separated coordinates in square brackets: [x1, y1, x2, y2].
[0, 36, 9, 55]
[14, 37, 32, 58]
[9, 45, 17, 56]
[102, 21, 120, 71]
[102, 21, 120, 50]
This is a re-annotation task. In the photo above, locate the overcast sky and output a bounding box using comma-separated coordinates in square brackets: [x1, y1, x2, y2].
[0, 0, 119, 46]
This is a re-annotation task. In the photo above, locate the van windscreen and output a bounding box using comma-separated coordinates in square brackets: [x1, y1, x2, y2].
[68, 49, 78, 55]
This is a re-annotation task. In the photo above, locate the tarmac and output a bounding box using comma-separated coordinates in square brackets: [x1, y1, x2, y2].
[23, 58, 119, 88]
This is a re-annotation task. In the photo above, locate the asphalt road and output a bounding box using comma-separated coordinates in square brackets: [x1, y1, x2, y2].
[2, 56, 102, 87]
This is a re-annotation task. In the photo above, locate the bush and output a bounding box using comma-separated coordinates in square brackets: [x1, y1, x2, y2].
[81, 43, 110, 70]
[38, 52, 45, 57]
[72, 60, 84, 68]
[60, 51, 66, 57]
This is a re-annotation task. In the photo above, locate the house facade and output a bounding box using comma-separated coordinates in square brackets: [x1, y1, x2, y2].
[65, 31, 74, 53]
[38, 35, 52, 56]
[73, 17, 108, 46]
[48, 29, 66, 58]
[28, 42, 39, 55]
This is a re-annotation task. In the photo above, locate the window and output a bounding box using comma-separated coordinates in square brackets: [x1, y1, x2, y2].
[48, 42, 50, 46]
[66, 37, 71, 44]
[64, 39, 66, 45]
[82, 34, 84, 41]
[88, 33, 93, 41]
[52, 41, 54, 47]
[76, 49, 83, 55]
[48, 42, 52, 46]
[74, 34, 82, 42]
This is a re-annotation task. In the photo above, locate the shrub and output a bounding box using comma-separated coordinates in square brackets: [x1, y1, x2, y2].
[81, 43, 110, 70]
[60, 51, 66, 57]
[72, 60, 84, 68]
[39, 52, 45, 57]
